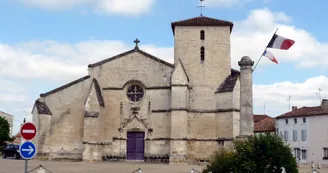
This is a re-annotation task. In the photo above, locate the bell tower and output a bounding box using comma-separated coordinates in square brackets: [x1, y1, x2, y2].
[171, 16, 234, 109]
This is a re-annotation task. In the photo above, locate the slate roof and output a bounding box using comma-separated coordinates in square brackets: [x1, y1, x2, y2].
[88, 47, 174, 68]
[254, 116, 275, 133]
[92, 78, 105, 107]
[40, 75, 90, 97]
[275, 106, 328, 119]
[34, 100, 52, 115]
[171, 16, 234, 34]
[215, 69, 240, 93]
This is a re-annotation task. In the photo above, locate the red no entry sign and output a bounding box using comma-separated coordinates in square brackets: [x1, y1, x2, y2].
[20, 122, 36, 140]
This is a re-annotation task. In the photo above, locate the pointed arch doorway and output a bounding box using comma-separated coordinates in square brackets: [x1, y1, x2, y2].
[126, 131, 145, 160]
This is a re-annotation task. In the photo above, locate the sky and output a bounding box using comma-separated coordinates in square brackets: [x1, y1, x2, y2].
[1, 0, 328, 136]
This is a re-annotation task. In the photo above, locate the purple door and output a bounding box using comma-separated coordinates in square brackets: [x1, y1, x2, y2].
[127, 132, 145, 160]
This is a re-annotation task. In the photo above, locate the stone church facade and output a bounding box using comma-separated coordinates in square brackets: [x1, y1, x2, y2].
[32, 16, 254, 163]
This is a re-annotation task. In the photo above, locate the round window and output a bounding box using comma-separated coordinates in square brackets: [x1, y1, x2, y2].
[126, 84, 144, 102]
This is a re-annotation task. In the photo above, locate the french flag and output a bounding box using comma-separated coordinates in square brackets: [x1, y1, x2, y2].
[262, 50, 278, 64]
[267, 34, 295, 50]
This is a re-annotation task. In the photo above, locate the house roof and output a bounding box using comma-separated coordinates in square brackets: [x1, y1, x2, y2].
[0, 111, 14, 117]
[40, 75, 90, 97]
[254, 117, 275, 133]
[88, 47, 174, 68]
[253, 114, 271, 122]
[275, 106, 328, 119]
[171, 16, 234, 35]
[215, 69, 240, 93]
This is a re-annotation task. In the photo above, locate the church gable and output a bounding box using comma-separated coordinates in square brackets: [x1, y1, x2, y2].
[215, 69, 240, 93]
[87, 41, 174, 88]
[171, 59, 189, 85]
[88, 42, 174, 69]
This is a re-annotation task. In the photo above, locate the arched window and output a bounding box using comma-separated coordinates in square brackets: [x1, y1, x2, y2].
[200, 47, 205, 62]
[200, 30, 205, 40]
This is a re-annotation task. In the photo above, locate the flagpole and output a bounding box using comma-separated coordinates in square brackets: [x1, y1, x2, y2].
[252, 28, 279, 72]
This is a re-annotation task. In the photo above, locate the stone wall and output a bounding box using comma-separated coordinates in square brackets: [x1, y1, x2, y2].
[174, 26, 231, 110]
[33, 77, 92, 160]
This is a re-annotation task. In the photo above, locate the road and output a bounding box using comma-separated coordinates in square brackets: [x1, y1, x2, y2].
[0, 158, 327, 173]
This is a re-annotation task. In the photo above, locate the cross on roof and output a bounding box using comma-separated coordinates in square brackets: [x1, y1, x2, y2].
[197, 0, 205, 16]
[134, 38, 140, 48]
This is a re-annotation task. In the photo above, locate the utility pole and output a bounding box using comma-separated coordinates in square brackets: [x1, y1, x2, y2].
[316, 88, 322, 103]
[287, 96, 291, 111]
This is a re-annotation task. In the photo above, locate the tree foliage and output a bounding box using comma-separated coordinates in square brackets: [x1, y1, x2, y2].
[203, 148, 236, 173]
[203, 134, 298, 173]
[0, 116, 10, 145]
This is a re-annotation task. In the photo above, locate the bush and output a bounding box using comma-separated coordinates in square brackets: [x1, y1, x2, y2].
[202, 148, 236, 173]
[202, 134, 298, 173]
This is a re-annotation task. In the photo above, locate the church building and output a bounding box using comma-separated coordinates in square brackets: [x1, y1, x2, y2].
[32, 15, 255, 164]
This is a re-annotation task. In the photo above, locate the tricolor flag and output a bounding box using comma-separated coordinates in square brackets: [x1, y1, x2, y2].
[262, 50, 278, 64]
[267, 34, 295, 50]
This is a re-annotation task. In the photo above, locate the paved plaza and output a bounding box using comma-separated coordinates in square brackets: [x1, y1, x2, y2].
[1, 158, 327, 173]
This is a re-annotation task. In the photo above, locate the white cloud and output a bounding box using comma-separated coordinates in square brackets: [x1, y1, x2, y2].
[230, 8, 328, 70]
[17, 0, 155, 15]
[0, 78, 26, 102]
[0, 40, 173, 81]
[253, 76, 328, 116]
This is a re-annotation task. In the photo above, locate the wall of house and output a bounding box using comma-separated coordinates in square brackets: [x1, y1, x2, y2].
[276, 117, 310, 164]
[0, 112, 14, 137]
[308, 115, 328, 164]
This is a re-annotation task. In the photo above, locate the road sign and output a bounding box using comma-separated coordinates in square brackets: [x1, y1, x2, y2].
[19, 141, 37, 159]
[20, 122, 36, 140]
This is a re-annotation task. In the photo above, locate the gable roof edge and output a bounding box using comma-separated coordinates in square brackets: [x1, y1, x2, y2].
[88, 47, 174, 69]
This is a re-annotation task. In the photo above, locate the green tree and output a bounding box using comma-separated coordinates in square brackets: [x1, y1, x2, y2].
[202, 134, 298, 173]
[0, 116, 10, 146]
[233, 134, 298, 173]
[202, 148, 236, 173]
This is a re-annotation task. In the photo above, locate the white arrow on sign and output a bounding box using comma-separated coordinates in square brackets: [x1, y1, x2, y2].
[22, 129, 35, 133]
[22, 145, 34, 155]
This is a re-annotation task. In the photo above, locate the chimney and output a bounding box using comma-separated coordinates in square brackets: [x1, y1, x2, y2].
[321, 99, 328, 111]
[292, 106, 297, 111]
[238, 56, 254, 136]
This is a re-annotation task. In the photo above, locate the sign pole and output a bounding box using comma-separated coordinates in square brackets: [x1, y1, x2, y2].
[19, 122, 37, 173]
[25, 160, 28, 173]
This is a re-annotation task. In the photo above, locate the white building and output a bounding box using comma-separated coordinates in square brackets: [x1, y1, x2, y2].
[275, 99, 328, 164]
[0, 111, 14, 137]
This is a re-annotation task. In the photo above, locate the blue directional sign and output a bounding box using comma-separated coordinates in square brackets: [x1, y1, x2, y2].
[19, 141, 37, 159]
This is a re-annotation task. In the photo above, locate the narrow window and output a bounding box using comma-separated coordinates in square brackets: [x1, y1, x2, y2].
[294, 118, 297, 124]
[200, 47, 205, 62]
[324, 148, 328, 158]
[303, 117, 306, 123]
[284, 130, 289, 142]
[302, 130, 307, 141]
[200, 30, 205, 40]
[293, 130, 298, 141]
[301, 149, 307, 160]
[285, 119, 288, 124]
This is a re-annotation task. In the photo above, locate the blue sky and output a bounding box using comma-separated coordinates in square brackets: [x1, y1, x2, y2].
[0, 0, 327, 135]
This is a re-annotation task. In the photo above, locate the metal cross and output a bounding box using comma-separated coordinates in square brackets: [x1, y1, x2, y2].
[134, 38, 140, 47]
[197, 0, 205, 16]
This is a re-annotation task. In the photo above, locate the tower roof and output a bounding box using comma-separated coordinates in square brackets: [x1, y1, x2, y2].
[171, 16, 234, 34]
